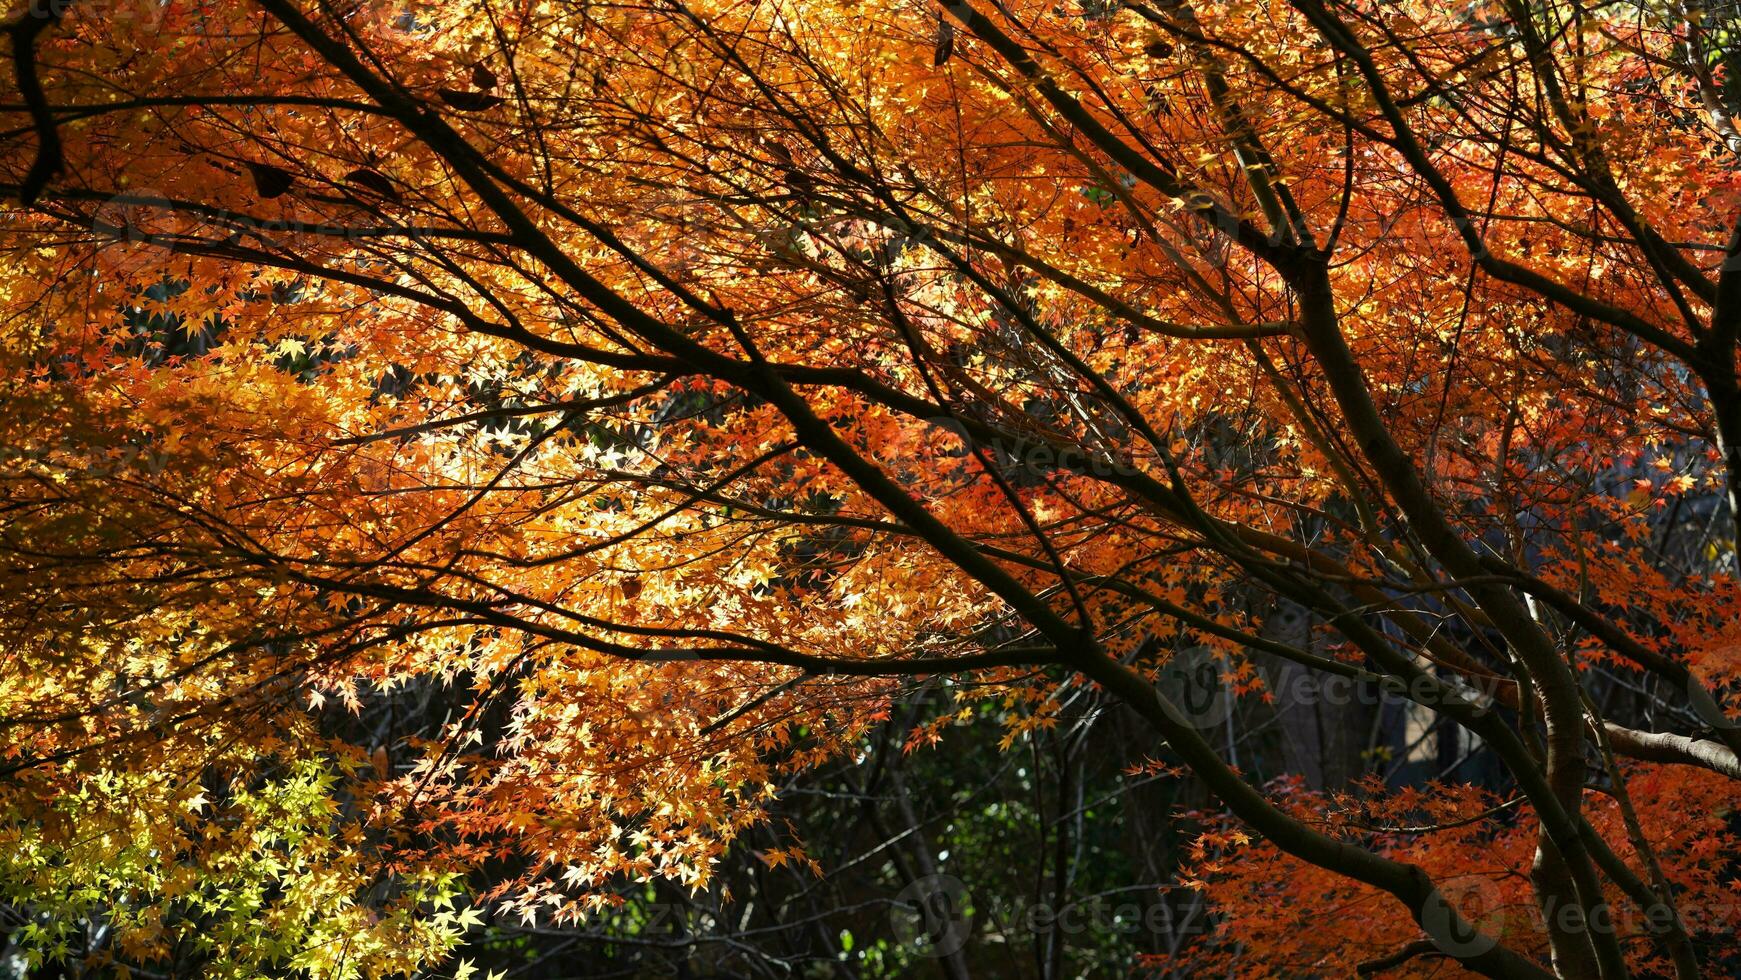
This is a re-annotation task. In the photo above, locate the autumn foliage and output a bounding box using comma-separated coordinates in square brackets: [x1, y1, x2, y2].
[2, 0, 1741, 976]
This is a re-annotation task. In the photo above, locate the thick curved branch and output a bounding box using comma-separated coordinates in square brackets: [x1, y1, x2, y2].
[6, 0, 68, 205]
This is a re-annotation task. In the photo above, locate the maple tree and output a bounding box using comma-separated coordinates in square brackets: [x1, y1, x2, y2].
[2, 0, 1741, 975]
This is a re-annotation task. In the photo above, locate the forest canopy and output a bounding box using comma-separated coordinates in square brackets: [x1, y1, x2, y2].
[2, 0, 1741, 976]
